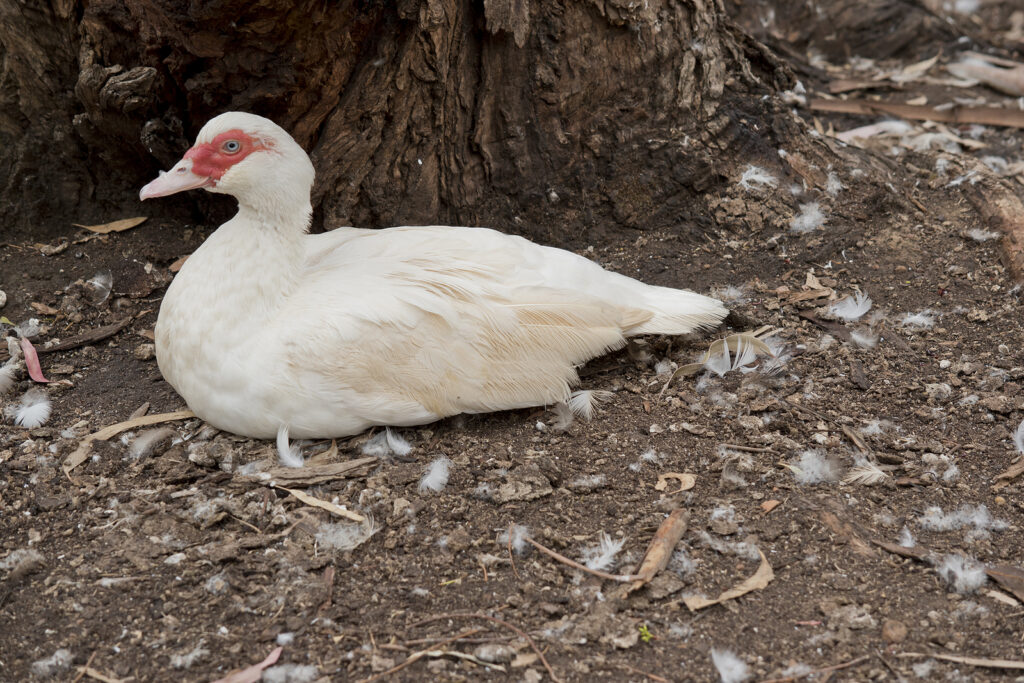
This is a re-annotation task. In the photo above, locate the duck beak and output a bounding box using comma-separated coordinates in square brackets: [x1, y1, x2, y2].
[139, 159, 213, 200]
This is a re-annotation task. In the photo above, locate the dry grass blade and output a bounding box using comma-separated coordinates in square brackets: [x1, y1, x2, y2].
[63, 410, 196, 474]
[76, 667, 126, 683]
[897, 653, 1024, 670]
[683, 549, 774, 611]
[277, 486, 365, 522]
[627, 508, 689, 593]
[73, 217, 148, 234]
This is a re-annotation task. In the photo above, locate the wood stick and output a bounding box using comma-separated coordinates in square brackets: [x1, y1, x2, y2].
[761, 654, 871, 682]
[410, 613, 560, 682]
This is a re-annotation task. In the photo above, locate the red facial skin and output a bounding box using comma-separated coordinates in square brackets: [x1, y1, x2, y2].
[183, 129, 270, 180]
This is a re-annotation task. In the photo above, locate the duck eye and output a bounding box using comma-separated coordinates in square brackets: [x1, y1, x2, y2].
[223, 140, 241, 153]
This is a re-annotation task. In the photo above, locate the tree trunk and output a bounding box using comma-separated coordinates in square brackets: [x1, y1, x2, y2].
[1, 0, 796, 245]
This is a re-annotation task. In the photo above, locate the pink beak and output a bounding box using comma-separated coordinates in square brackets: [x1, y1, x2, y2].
[139, 159, 214, 200]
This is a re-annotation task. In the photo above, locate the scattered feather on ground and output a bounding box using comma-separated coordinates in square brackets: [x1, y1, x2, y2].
[710, 648, 750, 683]
[791, 449, 842, 484]
[568, 389, 613, 420]
[14, 387, 50, 428]
[828, 292, 872, 321]
[316, 518, 379, 551]
[789, 202, 826, 233]
[1012, 419, 1024, 455]
[737, 165, 778, 191]
[263, 664, 320, 683]
[275, 424, 304, 468]
[170, 642, 209, 670]
[497, 524, 531, 554]
[899, 310, 937, 328]
[418, 456, 452, 493]
[843, 460, 889, 485]
[967, 228, 1000, 242]
[30, 649, 74, 677]
[936, 554, 987, 594]
[581, 532, 625, 571]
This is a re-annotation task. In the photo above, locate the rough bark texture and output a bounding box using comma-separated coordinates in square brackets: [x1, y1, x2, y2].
[1, 0, 794, 244]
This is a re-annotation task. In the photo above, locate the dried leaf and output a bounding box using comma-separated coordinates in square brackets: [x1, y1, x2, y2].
[654, 472, 696, 494]
[210, 646, 282, 683]
[20, 337, 49, 383]
[760, 499, 781, 514]
[73, 216, 147, 234]
[169, 254, 190, 272]
[683, 549, 774, 611]
[277, 486, 365, 522]
[994, 461, 1024, 483]
[628, 509, 689, 593]
[30, 302, 59, 316]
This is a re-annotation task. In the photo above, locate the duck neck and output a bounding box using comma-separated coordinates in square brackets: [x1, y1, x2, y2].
[173, 196, 311, 339]
[227, 198, 311, 303]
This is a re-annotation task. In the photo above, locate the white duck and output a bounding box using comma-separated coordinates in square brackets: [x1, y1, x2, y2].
[141, 112, 727, 440]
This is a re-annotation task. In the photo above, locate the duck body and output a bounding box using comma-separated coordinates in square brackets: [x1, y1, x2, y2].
[144, 113, 727, 439]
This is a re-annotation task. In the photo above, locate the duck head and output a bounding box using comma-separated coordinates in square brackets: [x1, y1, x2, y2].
[140, 112, 315, 213]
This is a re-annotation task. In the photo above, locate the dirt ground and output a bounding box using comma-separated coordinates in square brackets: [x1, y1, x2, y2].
[5, 11, 1024, 683]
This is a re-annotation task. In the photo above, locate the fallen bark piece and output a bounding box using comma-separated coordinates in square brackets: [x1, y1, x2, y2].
[73, 216, 147, 234]
[683, 549, 774, 611]
[985, 565, 1024, 604]
[277, 485, 365, 522]
[63, 410, 195, 474]
[967, 183, 1024, 283]
[210, 646, 282, 683]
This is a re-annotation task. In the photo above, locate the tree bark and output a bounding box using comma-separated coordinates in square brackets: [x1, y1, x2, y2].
[1, 0, 795, 245]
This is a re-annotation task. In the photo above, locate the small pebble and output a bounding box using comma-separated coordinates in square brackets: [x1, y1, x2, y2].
[134, 343, 156, 361]
[882, 618, 908, 643]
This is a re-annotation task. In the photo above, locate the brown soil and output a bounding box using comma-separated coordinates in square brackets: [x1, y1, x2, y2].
[4, 16, 1024, 683]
